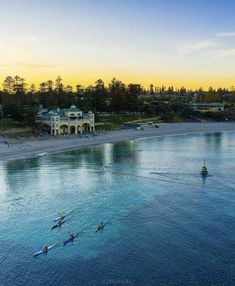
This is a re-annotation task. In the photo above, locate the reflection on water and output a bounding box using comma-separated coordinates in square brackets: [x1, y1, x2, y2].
[0, 132, 235, 286]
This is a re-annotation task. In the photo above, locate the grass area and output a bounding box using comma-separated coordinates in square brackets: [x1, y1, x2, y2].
[158, 115, 184, 123]
[0, 118, 32, 134]
[0, 125, 17, 131]
[0, 119, 33, 138]
[126, 116, 160, 124]
[0, 118, 15, 123]
[0, 131, 34, 139]
[0, 119, 26, 131]
[95, 123, 122, 130]
[96, 114, 158, 124]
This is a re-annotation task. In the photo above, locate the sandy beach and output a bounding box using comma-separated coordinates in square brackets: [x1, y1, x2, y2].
[0, 122, 234, 161]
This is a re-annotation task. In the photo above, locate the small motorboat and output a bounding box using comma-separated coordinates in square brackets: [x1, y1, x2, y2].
[201, 160, 208, 176]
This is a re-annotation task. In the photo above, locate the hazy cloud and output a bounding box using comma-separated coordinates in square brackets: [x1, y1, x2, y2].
[26, 35, 41, 41]
[179, 40, 219, 54]
[217, 32, 235, 37]
[0, 43, 40, 57]
[211, 49, 235, 59]
[0, 60, 55, 69]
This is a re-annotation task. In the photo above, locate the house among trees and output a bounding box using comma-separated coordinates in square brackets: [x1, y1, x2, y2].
[40, 105, 95, 136]
[191, 102, 225, 113]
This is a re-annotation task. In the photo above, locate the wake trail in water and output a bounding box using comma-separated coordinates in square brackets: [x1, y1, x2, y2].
[88, 166, 235, 193]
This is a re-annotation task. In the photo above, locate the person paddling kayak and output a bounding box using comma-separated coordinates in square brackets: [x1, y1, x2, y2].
[63, 232, 79, 246]
[34, 243, 57, 258]
[96, 222, 105, 232]
[69, 233, 75, 242]
[57, 219, 62, 228]
[43, 245, 48, 253]
[59, 211, 65, 218]
[51, 218, 69, 230]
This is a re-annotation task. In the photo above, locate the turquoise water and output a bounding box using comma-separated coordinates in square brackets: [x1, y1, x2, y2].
[1, 132, 235, 286]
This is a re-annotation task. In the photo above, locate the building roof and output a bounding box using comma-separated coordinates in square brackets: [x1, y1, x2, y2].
[64, 105, 81, 112]
[191, 102, 224, 107]
[41, 105, 92, 121]
[45, 110, 65, 117]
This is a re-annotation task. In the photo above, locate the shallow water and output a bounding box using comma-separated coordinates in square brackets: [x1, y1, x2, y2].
[0, 132, 235, 286]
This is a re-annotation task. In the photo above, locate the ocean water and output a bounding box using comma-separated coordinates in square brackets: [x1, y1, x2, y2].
[0, 132, 235, 286]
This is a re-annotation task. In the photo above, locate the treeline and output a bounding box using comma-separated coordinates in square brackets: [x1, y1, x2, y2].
[0, 76, 143, 122]
[0, 75, 235, 123]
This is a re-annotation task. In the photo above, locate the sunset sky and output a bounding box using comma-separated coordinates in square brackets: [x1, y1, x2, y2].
[1, 0, 235, 89]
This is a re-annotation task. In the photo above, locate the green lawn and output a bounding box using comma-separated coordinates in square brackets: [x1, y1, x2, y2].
[0, 119, 33, 138]
[0, 125, 19, 131]
[96, 114, 158, 124]
[95, 123, 121, 130]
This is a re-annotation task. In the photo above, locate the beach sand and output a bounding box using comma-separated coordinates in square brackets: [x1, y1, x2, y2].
[0, 122, 234, 161]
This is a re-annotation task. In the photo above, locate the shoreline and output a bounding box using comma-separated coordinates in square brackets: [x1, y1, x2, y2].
[0, 122, 235, 162]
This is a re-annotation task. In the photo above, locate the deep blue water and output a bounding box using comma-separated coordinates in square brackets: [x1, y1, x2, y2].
[0, 132, 235, 286]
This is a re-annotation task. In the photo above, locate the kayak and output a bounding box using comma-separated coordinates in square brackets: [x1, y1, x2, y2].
[95, 222, 107, 232]
[37, 152, 47, 157]
[54, 210, 73, 222]
[63, 232, 79, 246]
[34, 244, 57, 258]
[51, 218, 68, 230]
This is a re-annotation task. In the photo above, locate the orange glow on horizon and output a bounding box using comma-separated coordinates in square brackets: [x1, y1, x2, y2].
[0, 71, 234, 91]
[1, 1, 235, 92]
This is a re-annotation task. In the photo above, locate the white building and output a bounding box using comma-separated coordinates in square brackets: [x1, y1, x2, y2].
[41, 105, 95, 136]
[191, 102, 224, 113]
